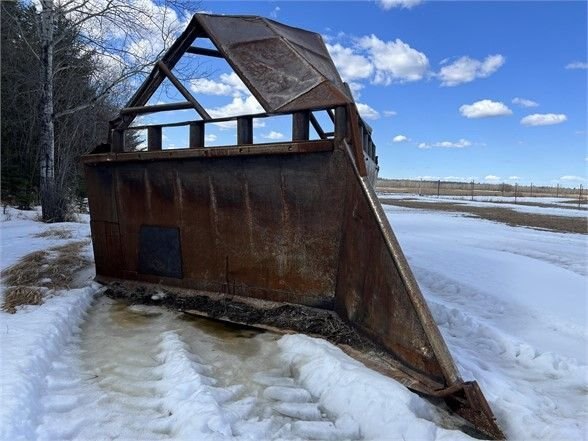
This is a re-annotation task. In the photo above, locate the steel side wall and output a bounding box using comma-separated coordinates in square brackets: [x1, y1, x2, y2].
[85, 148, 348, 307]
[85, 143, 445, 382]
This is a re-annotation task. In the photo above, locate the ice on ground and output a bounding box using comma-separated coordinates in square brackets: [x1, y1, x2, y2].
[2, 204, 586, 441]
[279, 335, 472, 441]
[384, 203, 588, 440]
[273, 402, 322, 420]
[0, 284, 99, 441]
[378, 193, 588, 217]
[264, 386, 312, 403]
[291, 418, 361, 440]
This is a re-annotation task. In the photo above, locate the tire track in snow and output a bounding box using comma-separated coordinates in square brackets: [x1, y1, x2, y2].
[35, 297, 360, 440]
[413, 266, 588, 440]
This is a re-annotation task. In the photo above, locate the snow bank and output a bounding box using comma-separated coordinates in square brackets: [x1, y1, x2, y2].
[278, 334, 473, 441]
[378, 193, 587, 218]
[385, 203, 588, 440]
[0, 284, 100, 441]
[1, 206, 91, 270]
[157, 331, 234, 438]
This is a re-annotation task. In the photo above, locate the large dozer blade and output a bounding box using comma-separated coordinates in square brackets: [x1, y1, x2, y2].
[83, 13, 504, 439]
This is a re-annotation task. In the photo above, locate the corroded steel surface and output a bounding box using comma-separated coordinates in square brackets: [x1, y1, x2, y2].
[86, 141, 346, 308]
[84, 12, 504, 440]
[84, 139, 504, 439]
[193, 14, 351, 113]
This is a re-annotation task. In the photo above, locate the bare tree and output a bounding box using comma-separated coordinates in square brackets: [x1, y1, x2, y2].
[33, 0, 197, 221]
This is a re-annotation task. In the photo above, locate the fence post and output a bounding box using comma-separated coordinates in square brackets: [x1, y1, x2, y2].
[111, 129, 125, 153]
[470, 180, 474, 201]
[147, 126, 162, 151]
[579, 184, 583, 208]
[437, 180, 440, 197]
[292, 111, 310, 141]
[556, 183, 560, 198]
[514, 183, 518, 204]
[530, 183, 533, 197]
[237, 117, 253, 145]
[334, 106, 347, 141]
[189, 121, 205, 148]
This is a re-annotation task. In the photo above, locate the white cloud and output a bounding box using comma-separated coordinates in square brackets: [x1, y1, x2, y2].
[356, 102, 380, 120]
[418, 138, 472, 149]
[438, 55, 505, 86]
[270, 6, 280, 18]
[560, 175, 586, 182]
[565, 61, 588, 70]
[508, 176, 521, 180]
[359, 35, 429, 84]
[441, 176, 478, 182]
[208, 95, 263, 118]
[262, 131, 284, 140]
[435, 139, 472, 148]
[190, 78, 233, 96]
[383, 110, 398, 117]
[190, 72, 249, 97]
[205, 134, 217, 142]
[219, 72, 250, 95]
[326, 43, 373, 82]
[459, 99, 512, 118]
[189, 71, 264, 129]
[347, 82, 364, 99]
[512, 97, 539, 108]
[413, 175, 439, 180]
[520, 113, 567, 126]
[377, 0, 423, 9]
[392, 135, 409, 143]
[209, 95, 265, 129]
[484, 175, 501, 181]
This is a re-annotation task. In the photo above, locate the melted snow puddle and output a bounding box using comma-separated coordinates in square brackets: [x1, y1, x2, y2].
[35, 296, 360, 440]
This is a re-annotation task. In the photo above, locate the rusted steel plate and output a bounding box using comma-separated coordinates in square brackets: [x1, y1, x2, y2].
[82, 140, 333, 164]
[196, 14, 351, 113]
[85, 146, 347, 308]
[84, 138, 503, 439]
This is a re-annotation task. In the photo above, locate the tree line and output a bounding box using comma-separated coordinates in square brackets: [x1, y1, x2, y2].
[2, 1, 111, 213]
[1, 0, 194, 221]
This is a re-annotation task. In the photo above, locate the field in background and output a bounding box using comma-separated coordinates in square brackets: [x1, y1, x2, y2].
[377, 178, 586, 204]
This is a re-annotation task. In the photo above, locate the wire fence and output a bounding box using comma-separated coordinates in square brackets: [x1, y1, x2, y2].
[376, 179, 586, 206]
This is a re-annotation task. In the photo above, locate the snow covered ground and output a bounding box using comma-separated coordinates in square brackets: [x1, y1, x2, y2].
[377, 193, 588, 218]
[1, 203, 586, 440]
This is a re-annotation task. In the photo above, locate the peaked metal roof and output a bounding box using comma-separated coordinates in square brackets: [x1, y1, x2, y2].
[195, 14, 353, 113]
[120, 13, 353, 127]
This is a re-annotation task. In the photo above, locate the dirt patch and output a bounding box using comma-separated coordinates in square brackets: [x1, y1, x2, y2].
[1, 240, 91, 313]
[34, 228, 74, 239]
[381, 199, 587, 234]
[106, 282, 364, 347]
[105, 282, 500, 439]
[476, 199, 587, 211]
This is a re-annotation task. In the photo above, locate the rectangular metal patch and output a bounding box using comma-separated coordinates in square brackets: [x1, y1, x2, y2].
[138, 225, 183, 278]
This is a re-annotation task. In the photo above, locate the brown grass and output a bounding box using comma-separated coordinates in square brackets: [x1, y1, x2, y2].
[2, 251, 49, 286]
[1, 240, 91, 313]
[34, 228, 73, 239]
[2, 286, 44, 313]
[381, 199, 588, 235]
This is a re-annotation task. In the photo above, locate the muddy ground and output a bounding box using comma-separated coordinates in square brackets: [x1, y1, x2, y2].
[380, 199, 587, 234]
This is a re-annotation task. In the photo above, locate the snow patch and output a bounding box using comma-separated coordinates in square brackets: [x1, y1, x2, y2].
[0, 285, 100, 441]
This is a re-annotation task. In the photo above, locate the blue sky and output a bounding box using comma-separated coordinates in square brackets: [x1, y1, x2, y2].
[141, 0, 587, 186]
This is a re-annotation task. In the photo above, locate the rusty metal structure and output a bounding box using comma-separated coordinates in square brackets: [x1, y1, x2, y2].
[83, 14, 504, 439]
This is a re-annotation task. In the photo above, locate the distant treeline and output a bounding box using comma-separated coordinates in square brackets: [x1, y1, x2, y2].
[377, 178, 585, 199]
